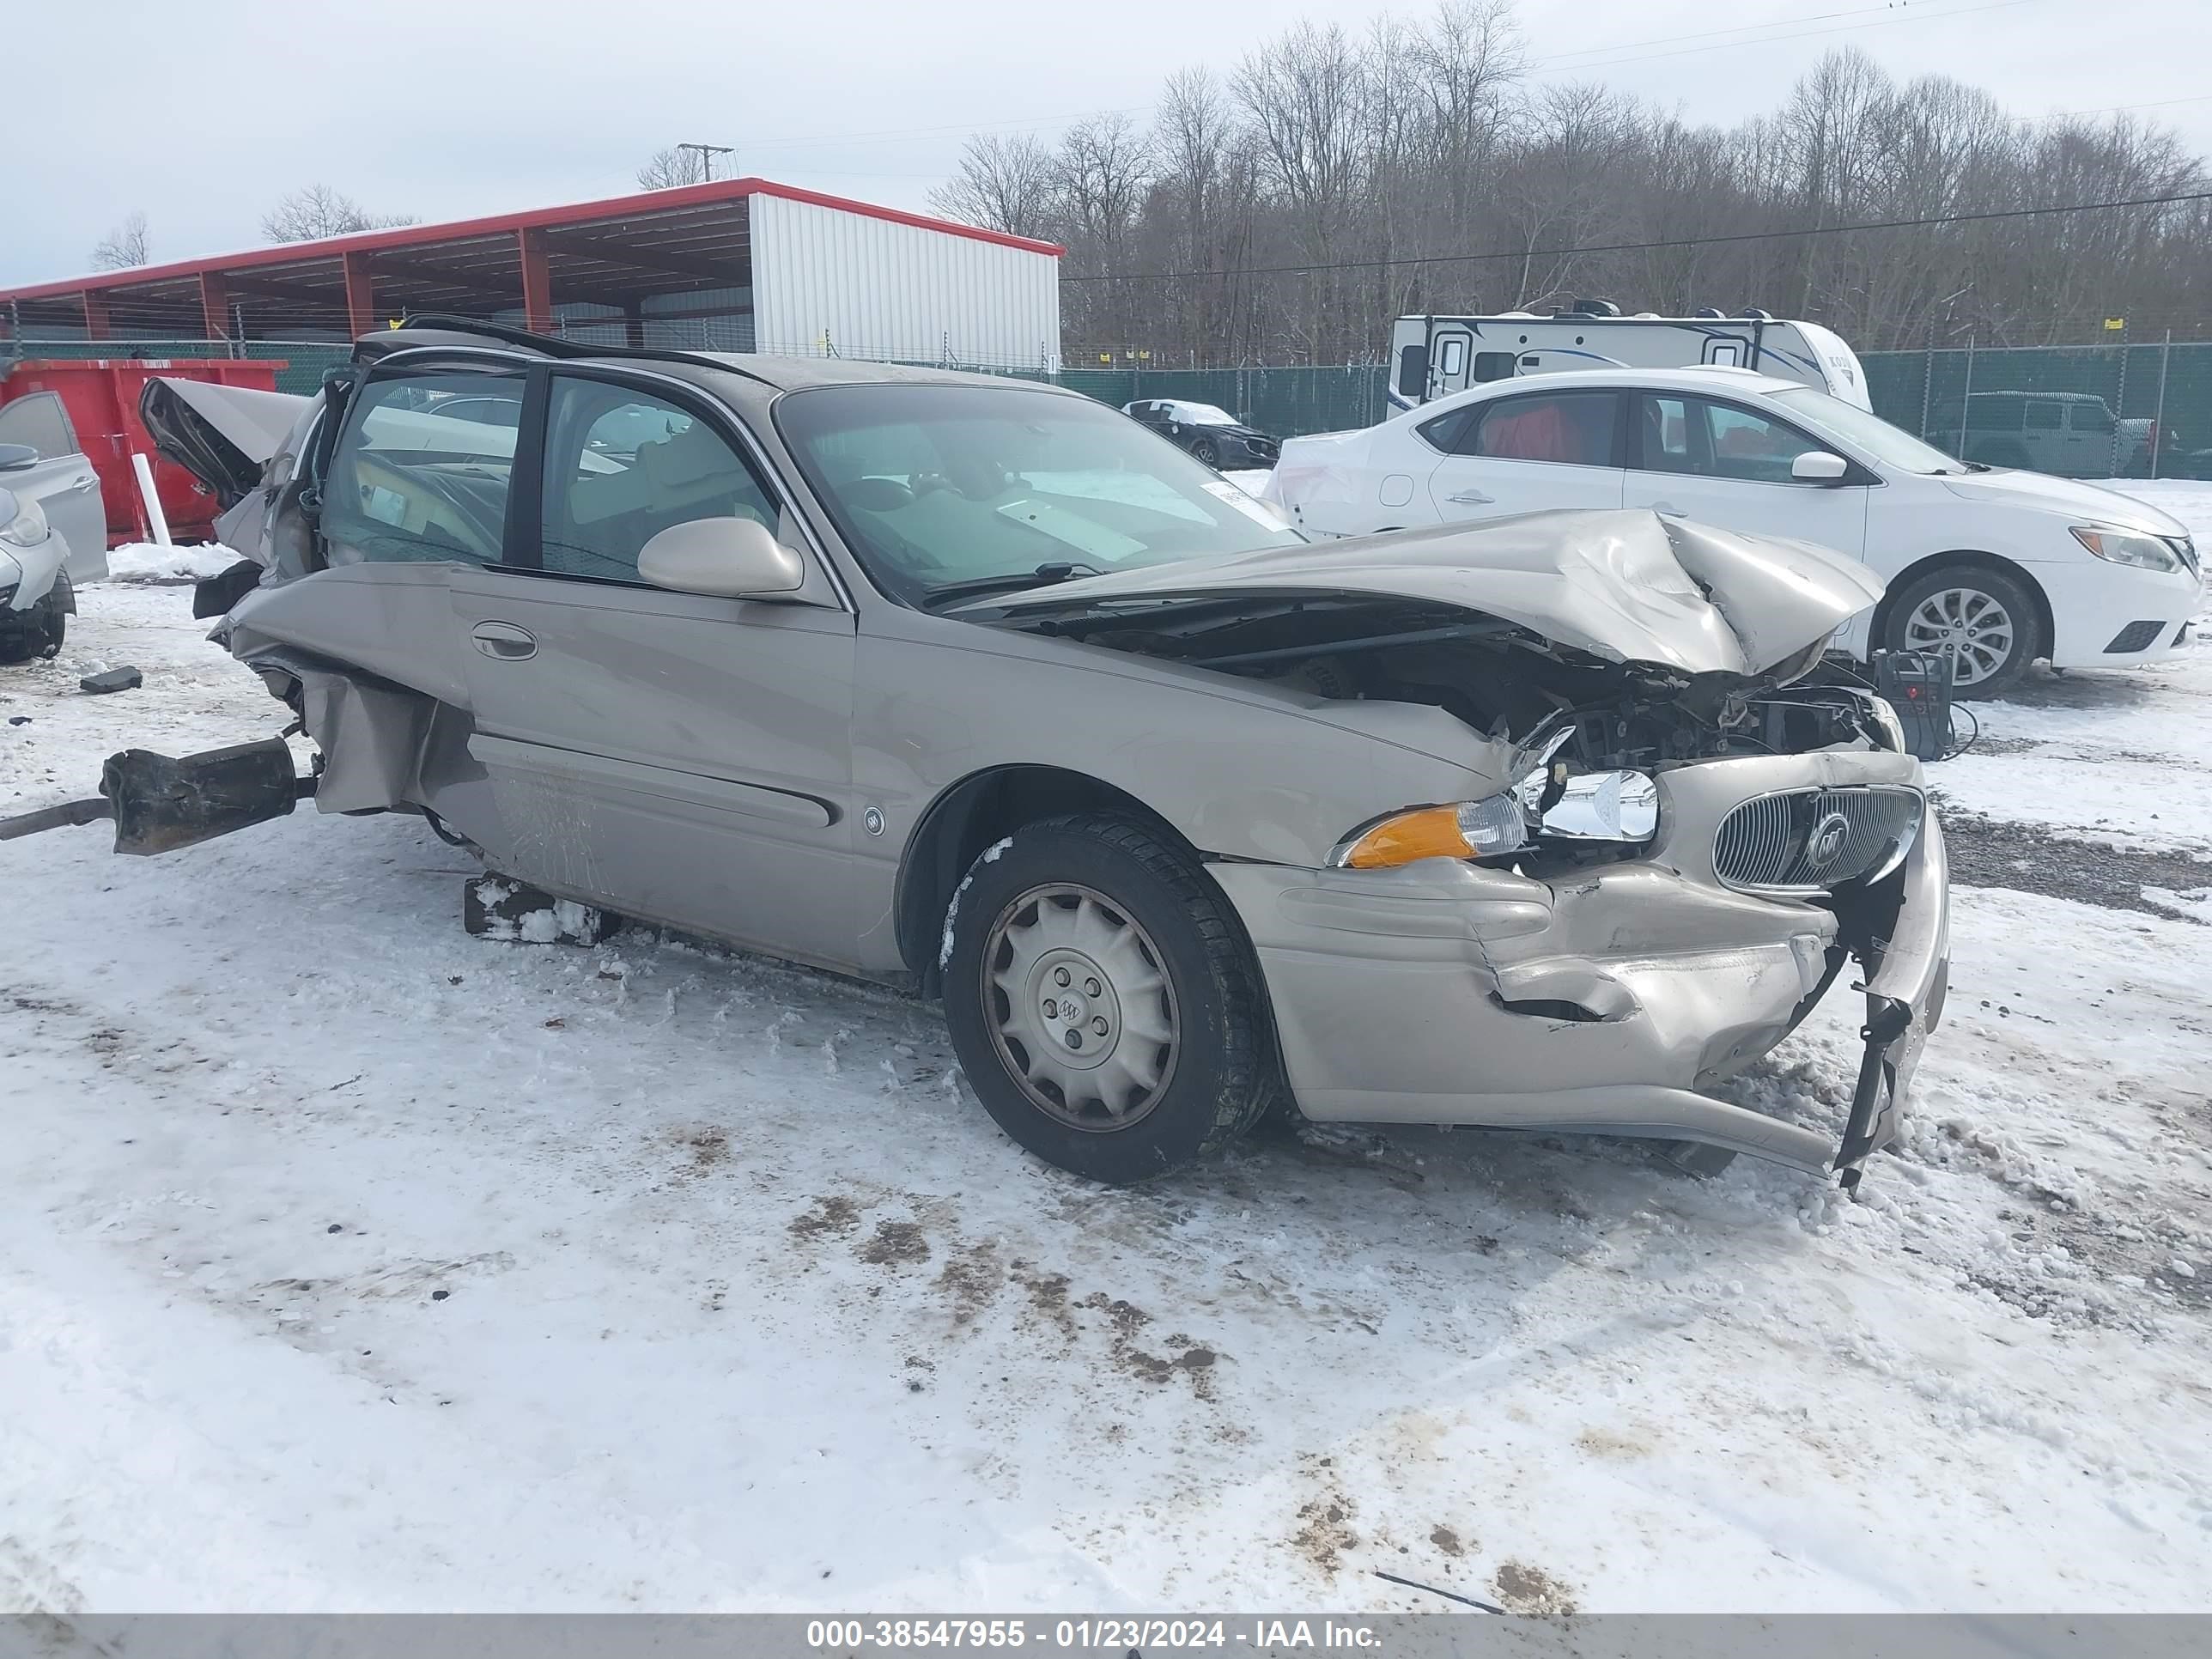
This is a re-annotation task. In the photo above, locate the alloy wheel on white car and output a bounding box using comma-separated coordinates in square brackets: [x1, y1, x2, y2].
[1900, 585, 2015, 689]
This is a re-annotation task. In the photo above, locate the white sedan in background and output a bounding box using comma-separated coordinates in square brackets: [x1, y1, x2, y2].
[1264, 368, 2203, 693]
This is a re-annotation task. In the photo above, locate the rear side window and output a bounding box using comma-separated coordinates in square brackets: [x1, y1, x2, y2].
[1460, 392, 1619, 465]
[539, 376, 781, 583]
[0, 391, 77, 459]
[323, 371, 522, 566]
[1415, 408, 1473, 453]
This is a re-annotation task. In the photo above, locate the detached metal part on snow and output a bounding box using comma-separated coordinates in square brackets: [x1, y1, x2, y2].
[1, 738, 314, 855]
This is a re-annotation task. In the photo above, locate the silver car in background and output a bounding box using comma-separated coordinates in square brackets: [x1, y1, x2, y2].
[134, 319, 1947, 1191]
[0, 388, 109, 661]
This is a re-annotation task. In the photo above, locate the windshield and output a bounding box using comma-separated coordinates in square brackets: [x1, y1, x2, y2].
[1768, 385, 1968, 475]
[775, 384, 1304, 607]
[1166, 402, 1239, 427]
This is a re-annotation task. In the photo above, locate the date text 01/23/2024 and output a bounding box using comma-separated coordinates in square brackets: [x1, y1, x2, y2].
[805, 1620, 1386, 1650]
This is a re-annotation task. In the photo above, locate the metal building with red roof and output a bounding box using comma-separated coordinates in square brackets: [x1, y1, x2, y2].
[0, 179, 1063, 370]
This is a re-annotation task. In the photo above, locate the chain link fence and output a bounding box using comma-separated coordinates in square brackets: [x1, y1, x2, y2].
[11, 331, 2209, 477]
[1862, 338, 2212, 479]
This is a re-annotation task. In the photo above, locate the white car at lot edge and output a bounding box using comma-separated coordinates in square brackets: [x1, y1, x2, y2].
[1263, 367, 2205, 693]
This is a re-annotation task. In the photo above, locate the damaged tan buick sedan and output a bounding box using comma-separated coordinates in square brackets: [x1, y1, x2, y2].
[112, 319, 1947, 1190]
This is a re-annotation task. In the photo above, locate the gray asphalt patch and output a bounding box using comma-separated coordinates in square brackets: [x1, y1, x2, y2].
[1939, 810, 2209, 921]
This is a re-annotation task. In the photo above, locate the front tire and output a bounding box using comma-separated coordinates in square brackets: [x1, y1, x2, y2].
[943, 814, 1273, 1183]
[1882, 563, 2043, 696]
[1189, 438, 1220, 469]
[0, 591, 64, 664]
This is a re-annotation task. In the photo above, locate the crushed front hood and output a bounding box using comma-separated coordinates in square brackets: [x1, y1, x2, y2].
[969, 508, 1885, 677]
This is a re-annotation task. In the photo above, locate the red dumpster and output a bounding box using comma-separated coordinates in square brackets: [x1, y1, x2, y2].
[0, 357, 289, 546]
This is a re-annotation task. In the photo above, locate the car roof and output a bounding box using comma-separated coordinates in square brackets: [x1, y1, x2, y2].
[368, 322, 1074, 398]
[1409, 365, 1810, 418]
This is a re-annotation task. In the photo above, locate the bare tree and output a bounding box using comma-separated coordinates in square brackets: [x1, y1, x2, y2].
[1012, 7, 2212, 363]
[90, 210, 150, 270]
[1235, 21, 1370, 356]
[928, 132, 1060, 240]
[637, 147, 713, 190]
[262, 185, 416, 243]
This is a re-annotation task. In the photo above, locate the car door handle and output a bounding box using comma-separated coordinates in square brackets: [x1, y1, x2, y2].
[68, 476, 100, 492]
[471, 621, 538, 660]
[1446, 489, 1495, 505]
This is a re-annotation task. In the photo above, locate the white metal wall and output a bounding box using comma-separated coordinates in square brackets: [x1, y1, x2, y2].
[748, 191, 1060, 373]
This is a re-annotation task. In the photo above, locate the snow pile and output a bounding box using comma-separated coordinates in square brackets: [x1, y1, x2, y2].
[100, 542, 243, 584]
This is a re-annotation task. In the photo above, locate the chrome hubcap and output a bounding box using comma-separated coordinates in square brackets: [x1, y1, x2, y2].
[1903, 586, 2015, 687]
[982, 883, 1178, 1132]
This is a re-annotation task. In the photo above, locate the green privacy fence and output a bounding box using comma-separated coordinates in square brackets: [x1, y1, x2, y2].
[11, 333, 2209, 477]
[1861, 340, 2212, 479]
[1060, 365, 1389, 439]
[0, 336, 353, 397]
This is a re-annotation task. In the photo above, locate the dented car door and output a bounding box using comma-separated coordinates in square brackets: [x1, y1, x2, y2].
[447, 368, 860, 969]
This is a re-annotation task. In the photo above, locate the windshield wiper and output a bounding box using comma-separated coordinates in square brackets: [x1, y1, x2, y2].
[921, 562, 1103, 608]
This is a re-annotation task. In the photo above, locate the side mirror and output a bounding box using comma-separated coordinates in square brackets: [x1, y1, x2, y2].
[0, 444, 39, 472]
[1791, 450, 1850, 483]
[636, 516, 805, 599]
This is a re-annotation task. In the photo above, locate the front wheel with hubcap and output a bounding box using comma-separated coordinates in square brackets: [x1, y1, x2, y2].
[1882, 564, 2043, 696]
[943, 815, 1273, 1183]
[1189, 437, 1220, 469]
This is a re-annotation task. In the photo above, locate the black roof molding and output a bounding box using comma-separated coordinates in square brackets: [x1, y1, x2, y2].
[353, 313, 783, 386]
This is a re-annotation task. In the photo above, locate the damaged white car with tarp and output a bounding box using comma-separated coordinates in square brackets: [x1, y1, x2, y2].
[5, 319, 1948, 1193]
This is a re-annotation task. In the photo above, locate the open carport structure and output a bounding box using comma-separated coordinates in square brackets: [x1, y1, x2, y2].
[0, 179, 1062, 370]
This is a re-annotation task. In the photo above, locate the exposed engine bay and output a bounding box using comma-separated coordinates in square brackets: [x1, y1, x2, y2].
[1012, 592, 1897, 769]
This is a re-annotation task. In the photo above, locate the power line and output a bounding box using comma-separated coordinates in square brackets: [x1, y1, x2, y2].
[1530, 0, 2039, 75]
[1530, 0, 2011, 67]
[2060, 92, 2212, 118]
[725, 0, 2043, 161]
[1062, 188, 2212, 284]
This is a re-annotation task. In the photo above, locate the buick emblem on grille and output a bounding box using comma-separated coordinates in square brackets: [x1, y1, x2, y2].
[1805, 811, 1853, 869]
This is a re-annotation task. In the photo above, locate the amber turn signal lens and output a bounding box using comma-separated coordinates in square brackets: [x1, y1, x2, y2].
[1338, 807, 1477, 868]
[1332, 795, 1527, 869]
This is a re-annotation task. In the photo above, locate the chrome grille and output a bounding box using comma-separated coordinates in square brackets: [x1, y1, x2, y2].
[1712, 787, 1923, 894]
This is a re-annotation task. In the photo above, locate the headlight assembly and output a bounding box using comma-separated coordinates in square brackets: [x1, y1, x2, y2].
[2070, 525, 2182, 573]
[1329, 769, 1662, 869]
[1329, 794, 1526, 868]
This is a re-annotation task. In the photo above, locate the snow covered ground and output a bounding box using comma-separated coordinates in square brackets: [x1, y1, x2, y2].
[3, 497, 2209, 1615]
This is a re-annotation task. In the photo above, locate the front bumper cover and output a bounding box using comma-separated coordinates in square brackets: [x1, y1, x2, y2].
[1214, 757, 1950, 1188]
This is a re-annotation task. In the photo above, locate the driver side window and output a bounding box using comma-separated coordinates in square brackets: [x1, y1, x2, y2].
[539, 377, 781, 583]
[1635, 394, 1822, 483]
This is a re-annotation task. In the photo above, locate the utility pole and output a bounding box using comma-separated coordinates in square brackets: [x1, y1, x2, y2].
[677, 143, 736, 183]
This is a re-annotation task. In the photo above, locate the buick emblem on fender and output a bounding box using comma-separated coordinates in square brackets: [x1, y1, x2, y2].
[1806, 811, 1852, 869]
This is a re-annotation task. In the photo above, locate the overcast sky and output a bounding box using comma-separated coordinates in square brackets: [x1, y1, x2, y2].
[7, 0, 2204, 289]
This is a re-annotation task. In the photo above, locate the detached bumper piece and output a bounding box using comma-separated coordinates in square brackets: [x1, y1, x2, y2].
[0, 738, 313, 854]
[1830, 817, 1951, 1193]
